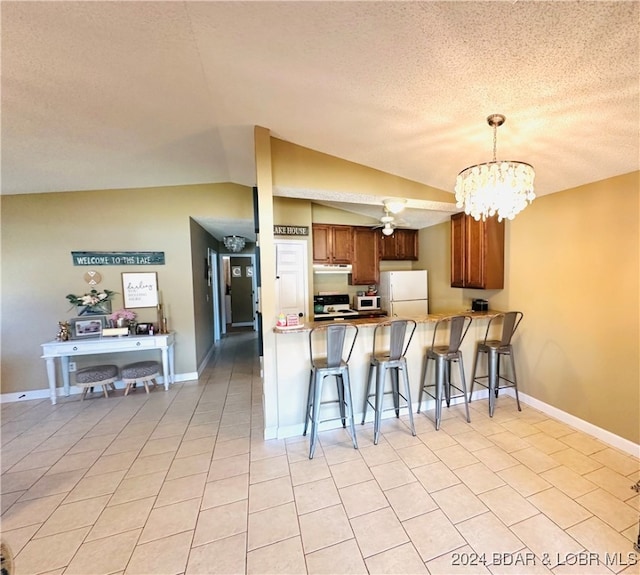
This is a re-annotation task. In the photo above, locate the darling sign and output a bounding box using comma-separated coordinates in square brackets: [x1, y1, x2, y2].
[122, 272, 159, 308]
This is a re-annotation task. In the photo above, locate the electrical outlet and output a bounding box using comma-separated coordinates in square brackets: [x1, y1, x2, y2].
[69, 362, 77, 372]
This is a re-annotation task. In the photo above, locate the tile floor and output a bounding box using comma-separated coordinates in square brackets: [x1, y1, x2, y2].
[1, 331, 639, 575]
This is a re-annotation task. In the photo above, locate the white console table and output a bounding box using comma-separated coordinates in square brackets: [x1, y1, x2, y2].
[41, 332, 175, 405]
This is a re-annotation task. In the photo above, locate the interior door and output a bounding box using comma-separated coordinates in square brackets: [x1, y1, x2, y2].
[230, 256, 254, 325]
[275, 240, 308, 321]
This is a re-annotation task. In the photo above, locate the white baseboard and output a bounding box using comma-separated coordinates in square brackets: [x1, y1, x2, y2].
[267, 388, 639, 458]
[197, 344, 216, 376]
[507, 389, 639, 458]
[0, 371, 199, 404]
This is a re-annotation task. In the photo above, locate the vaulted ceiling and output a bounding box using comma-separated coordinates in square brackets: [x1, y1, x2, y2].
[2, 2, 638, 237]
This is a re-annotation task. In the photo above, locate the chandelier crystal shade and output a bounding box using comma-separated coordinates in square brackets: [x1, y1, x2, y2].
[223, 235, 246, 253]
[455, 114, 535, 222]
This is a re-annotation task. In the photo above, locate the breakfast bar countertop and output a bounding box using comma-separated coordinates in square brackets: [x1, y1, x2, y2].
[274, 309, 503, 334]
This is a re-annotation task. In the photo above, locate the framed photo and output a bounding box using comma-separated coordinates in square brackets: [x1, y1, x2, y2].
[136, 323, 153, 335]
[70, 316, 105, 339]
[122, 272, 159, 308]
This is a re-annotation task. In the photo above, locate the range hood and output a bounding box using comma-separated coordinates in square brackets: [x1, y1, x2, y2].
[312, 264, 353, 274]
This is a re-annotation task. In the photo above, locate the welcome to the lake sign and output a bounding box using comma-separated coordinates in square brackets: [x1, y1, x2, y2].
[71, 251, 165, 266]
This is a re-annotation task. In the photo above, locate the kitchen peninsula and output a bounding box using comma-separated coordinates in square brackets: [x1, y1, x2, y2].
[271, 311, 503, 440]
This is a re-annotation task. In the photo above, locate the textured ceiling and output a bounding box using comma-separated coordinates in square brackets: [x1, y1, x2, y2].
[2, 1, 639, 238]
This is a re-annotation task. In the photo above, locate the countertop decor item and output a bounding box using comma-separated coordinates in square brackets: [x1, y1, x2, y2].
[110, 308, 137, 331]
[110, 308, 137, 324]
[66, 289, 116, 315]
[455, 114, 535, 222]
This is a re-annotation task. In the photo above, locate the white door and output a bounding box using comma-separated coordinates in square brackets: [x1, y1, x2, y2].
[275, 240, 308, 321]
[390, 299, 429, 317]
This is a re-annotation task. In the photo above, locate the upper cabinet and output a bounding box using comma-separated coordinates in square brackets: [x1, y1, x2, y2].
[379, 228, 419, 260]
[312, 224, 353, 263]
[350, 227, 379, 285]
[451, 212, 504, 289]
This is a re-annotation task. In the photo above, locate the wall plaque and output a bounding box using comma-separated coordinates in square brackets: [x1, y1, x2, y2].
[273, 225, 309, 236]
[71, 251, 165, 266]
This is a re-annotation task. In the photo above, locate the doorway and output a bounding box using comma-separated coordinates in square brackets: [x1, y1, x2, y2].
[209, 248, 221, 342]
[220, 255, 258, 331]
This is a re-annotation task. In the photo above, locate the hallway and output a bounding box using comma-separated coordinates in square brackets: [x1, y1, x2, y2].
[1, 331, 638, 574]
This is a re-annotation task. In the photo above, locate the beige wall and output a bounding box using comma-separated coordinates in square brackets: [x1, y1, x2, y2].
[2, 130, 638, 445]
[1, 183, 252, 395]
[419, 172, 639, 443]
[272, 138, 453, 202]
[189, 218, 219, 371]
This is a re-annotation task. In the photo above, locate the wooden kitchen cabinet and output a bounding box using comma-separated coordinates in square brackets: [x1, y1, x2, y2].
[451, 212, 504, 289]
[379, 228, 418, 260]
[349, 226, 379, 285]
[312, 224, 353, 263]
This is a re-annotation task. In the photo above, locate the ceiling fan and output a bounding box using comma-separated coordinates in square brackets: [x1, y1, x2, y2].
[372, 200, 408, 236]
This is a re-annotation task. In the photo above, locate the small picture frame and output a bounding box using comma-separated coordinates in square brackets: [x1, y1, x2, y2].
[135, 323, 153, 335]
[70, 316, 105, 339]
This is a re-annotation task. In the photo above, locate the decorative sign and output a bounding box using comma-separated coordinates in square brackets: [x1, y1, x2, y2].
[232, 266, 242, 277]
[72, 251, 165, 266]
[273, 225, 309, 236]
[122, 272, 159, 308]
[83, 270, 102, 285]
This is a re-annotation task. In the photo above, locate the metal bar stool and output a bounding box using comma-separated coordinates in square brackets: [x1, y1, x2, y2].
[418, 315, 473, 430]
[303, 323, 359, 459]
[468, 311, 523, 417]
[362, 319, 417, 445]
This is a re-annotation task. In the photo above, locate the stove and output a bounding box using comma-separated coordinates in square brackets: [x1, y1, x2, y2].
[313, 294, 360, 321]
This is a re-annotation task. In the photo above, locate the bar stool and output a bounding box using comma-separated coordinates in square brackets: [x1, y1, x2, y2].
[418, 315, 473, 430]
[303, 323, 359, 459]
[362, 319, 417, 445]
[468, 311, 523, 417]
[75, 364, 118, 400]
[121, 360, 160, 396]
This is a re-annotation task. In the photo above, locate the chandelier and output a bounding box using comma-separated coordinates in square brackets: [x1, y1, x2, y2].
[455, 114, 535, 222]
[223, 235, 246, 253]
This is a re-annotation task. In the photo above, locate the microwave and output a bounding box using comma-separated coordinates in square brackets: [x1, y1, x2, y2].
[354, 295, 381, 310]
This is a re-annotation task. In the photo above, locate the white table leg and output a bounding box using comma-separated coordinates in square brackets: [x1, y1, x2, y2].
[46, 358, 57, 405]
[168, 343, 175, 385]
[61, 355, 71, 396]
[161, 347, 170, 391]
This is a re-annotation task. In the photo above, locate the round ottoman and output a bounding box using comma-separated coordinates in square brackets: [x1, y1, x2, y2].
[122, 361, 160, 396]
[75, 364, 118, 400]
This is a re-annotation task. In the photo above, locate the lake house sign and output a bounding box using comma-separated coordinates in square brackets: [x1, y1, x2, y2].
[71, 251, 165, 266]
[273, 225, 309, 236]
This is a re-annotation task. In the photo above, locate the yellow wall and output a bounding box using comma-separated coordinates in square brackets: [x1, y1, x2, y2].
[272, 138, 453, 202]
[1, 183, 253, 394]
[419, 172, 639, 443]
[2, 129, 638, 445]
[189, 218, 220, 370]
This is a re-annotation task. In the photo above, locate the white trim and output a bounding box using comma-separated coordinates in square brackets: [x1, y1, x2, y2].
[264, 387, 639, 457]
[507, 389, 640, 458]
[197, 343, 216, 376]
[0, 371, 199, 404]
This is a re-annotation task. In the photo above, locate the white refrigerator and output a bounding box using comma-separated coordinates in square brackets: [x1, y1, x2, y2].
[379, 270, 429, 317]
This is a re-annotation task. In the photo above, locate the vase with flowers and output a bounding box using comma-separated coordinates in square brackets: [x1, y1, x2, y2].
[66, 289, 116, 315]
[110, 309, 137, 332]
